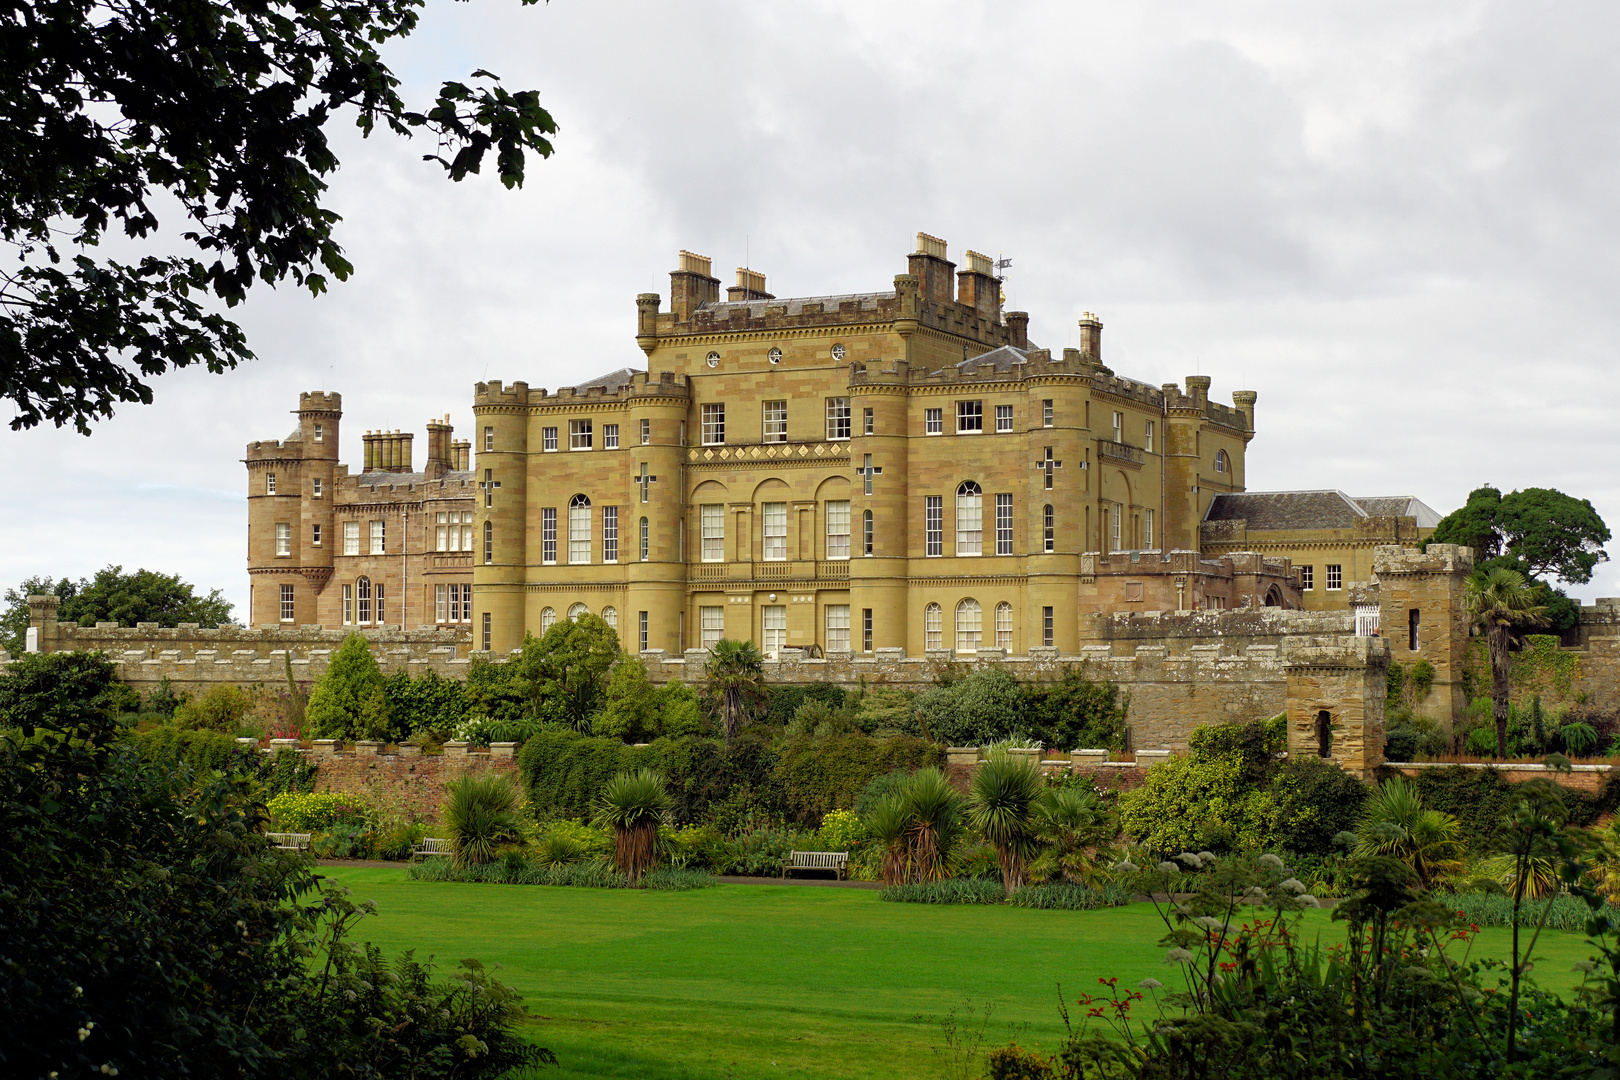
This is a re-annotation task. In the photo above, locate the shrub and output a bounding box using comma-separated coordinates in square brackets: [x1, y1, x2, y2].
[1024, 670, 1129, 752]
[816, 808, 868, 851]
[715, 826, 800, 876]
[775, 732, 944, 825]
[444, 773, 523, 868]
[129, 726, 246, 774]
[304, 633, 392, 741]
[1267, 756, 1369, 855]
[172, 683, 255, 731]
[880, 878, 1005, 904]
[267, 791, 370, 832]
[0, 649, 135, 729]
[764, 682, 848, 725]
[383, 668, 469, 739]
[594, 768, 672, 882]
[913, 667, 1026, 746]
[519, 729, 649, 820]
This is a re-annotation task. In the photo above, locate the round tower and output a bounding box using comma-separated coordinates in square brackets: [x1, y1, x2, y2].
[624, 373, 691, 654]
[471, 381, 531, 654]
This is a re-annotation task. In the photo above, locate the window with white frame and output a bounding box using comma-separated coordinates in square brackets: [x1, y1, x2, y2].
[1144, 421, 1154, 453]
[925, 408, 943, 435]
[639, 516, 649, 561]
[863, 608, 873, 652]
[955, 598, 982, 653]
[1043, 504, 1054, 553]
[569, 420, 593, 450]
[342, 584, 353, 625]
[825, 604, 850, 652]
[1112, 411, 1123, 442]
[569, 494, 592, 563]
[311, 523, 321, 546]
[700, 403, 725, 445]
[1215, 449, 1229, 474]
[280, 584, 295, 622]
[603, 505, 619, 563]
[483, 520, 493, 564]
[369, 520, 385, 555]
[700, 606, 723, 648]
[1042, 399, 1053, 427]
[542, 507, 556, 563]
[995, 493, 1013, 555]
[542, 426, 558, 451]
[375, 583, 385, 624]
[313, 422, 324, 443]
[925, 603, 943, 650]
[956, 481, 983, 555]
[275, 522, 291, 556]
[863, 509, 873, 556]
[483, 611, 492, 651]
[1110, 504, 1121, 552]
[995, 404, 1014, 432]
[312, 477, 322, 498]
[1300, 565, 1315, 590]
[568, 603, 588, 621]
[639, 419, 651, 445]
[762, 502, 787, 560]
[1042, 606, 1054, 646]
[863, 407, 874, 436]
[604, 423, 619, 449]
[825, 398, 851, 441]
[825, 501, 850, 560]
[925, 496, 943, 557]
[343, 521, 359, 556]
[956, 400, 982, 433]
[1145, 509, 1155, 550]
[601, 607, 618, 632]
[266, 472, 276, 494]
[540, 607, 555, 633]
[762, 605, 786, 657]
[436, 512, 450, 551]
[356, 577, 372, 623]
[483, 426, 494, 452]
[638, 610, 648, 651]
[763, 400, 787, 443]
[700, 504, 724, 562]
[453, 583, 470, 622]
[1326, 564, 1343, 590]
[435, 584, 447, 623]
[995, 602, 1013, 649]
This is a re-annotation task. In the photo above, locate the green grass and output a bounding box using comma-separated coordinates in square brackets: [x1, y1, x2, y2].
[319, 866, 1603, 1080]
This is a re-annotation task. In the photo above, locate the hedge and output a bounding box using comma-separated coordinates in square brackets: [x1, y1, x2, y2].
[1412, 765, 1620, 853]
[128, 728, 249, 773]
[518, 728, 944, 827]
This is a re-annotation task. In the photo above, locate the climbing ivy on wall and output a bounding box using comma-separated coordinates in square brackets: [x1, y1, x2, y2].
[1461, 634, 1583, 705]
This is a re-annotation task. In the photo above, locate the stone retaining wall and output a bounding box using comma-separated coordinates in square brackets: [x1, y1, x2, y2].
[291, 741, 518, 822]
[1388, 760, 1612, 794]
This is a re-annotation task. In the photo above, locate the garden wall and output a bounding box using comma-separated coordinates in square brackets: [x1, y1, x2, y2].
[294, 741, 518, 823]
[1387, 760, 1612, 795]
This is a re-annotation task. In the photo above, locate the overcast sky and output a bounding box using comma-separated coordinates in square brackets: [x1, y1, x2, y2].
[7, 0, 1620, 618]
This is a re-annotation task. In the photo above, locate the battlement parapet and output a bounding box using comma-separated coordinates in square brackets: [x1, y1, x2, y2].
[1372, 543, 1473, 576]
[472, 380, 531, 407]
[297, 391, 342, 413]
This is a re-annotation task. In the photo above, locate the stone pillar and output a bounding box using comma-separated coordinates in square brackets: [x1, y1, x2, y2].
[1285, 635, 1390, 779]
[27, 594, 60, 653]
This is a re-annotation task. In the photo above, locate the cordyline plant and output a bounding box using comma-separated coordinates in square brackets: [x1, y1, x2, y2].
[968, 752, 1043, 894]
[860, 767, 963, 886]
[593, 768, 671, 884]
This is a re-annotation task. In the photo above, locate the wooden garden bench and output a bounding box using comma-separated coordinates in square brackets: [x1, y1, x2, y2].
[782, 850, 849, 880]
[266, 832, 311, 853]
[412, 837, 453, 861]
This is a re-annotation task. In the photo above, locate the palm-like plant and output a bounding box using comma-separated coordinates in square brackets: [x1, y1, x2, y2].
[967, 753, 1043, 894]
[864, 794, 912, 887]
[593, 768, 672, 883]
[1354, 777, 1463, 888]
[901, 767, 963, 883]
[703, 638, 768, 743]
[1029, 785, 1119, 887]
[443, 773, 523, 869]
[1464, 566, 1548, 759]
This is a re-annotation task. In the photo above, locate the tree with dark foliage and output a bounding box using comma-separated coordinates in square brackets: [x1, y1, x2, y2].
[0, 0, 556, 432]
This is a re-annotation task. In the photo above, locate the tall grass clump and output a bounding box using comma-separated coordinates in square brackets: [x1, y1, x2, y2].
[593, 767, 672, 883]
[880, 878, 1004, 905]
[1443, 890, 1592, 931]
[443, 773, 522, 868]
[1007, 881, 1131, 910]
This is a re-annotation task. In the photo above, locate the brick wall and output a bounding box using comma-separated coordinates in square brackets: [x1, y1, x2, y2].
[300, 743, 519, 823]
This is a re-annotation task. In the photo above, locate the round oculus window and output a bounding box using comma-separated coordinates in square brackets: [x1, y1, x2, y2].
[767, 347, 782, 364]
[831, 344, 846, 360]
[706, 352, 720, 368]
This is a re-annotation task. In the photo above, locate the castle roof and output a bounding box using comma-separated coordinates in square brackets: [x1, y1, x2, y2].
[699, 291, 890, 318]
[353, 469, 476, 486]
[573, 367, 642, 393]
[956, 344, 1030, 373]
[1204, 490, 1441, 530]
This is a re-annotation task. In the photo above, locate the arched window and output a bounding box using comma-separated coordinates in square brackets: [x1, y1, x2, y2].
[639, 516, 650, 561]
[955, 598, 982, 653]
[540, 606, 556, 633]
[567, 602, 588, 621]
[601, 606, 618, 631]
[863, 509, 874, 556]
[1316, 711, 1333, 758]
[569, 494, 592, 564]
[356, 576, 372, 623]
[995, 602, 1013, 649]
[1215, 449, 1229, 474]
[924, 603, 943, 651]
[956, 481, 982, 556]
[1043, 504, 1054, 553]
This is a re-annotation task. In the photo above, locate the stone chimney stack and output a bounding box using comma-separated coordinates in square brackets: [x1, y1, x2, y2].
[1078, 312, 1103, 365]
[907, 232, 956, 304]
[727, 267, 774, 302]
[425, 414, 453, 478]
[1185, 376, 1211, 407]
[451, 439, 471, 471]
[1005, 310, 1029, 348]
[956, 250, 1000, 320]
[669, 250, 719, 320]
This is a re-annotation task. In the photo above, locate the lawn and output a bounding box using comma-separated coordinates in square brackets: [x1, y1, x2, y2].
[320, 866, 1600, 1080]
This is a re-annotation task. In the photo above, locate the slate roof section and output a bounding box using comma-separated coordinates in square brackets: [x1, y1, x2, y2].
[1204, 490, 1441, 530]
[700, 291, 891, 318]
[353, 469, 477, 484]
[573, 366, 642, 393]
[1354, 497, 1442, 527]
[957, 344, 1030, 372]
